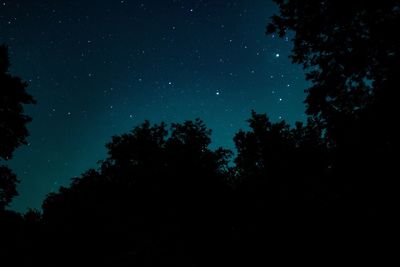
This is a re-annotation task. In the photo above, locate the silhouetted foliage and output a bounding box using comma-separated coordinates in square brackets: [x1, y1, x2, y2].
[2, 0, 399, 264]
[0, 165, 19, 210]
[266, 0, 399, 244]
[229, 111, 331, 263]
[0, 44, 35, 210]
[234, 111, 326, 198]
[0, 44, 35, 265]
[41, 119, 232, 266]
[0, 45, 36, 160]
[267, 1, 399, 129]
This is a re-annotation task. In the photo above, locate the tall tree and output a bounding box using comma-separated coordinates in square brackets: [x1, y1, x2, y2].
[231, 111, 329, 265]
[0, 44, 35, 209]
[267, 0, 399, 217]
[267, 0, 400, 145]
[0, 44, 36, 160]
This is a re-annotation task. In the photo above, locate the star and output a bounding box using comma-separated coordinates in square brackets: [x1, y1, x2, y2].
[4, 0, 309, 212]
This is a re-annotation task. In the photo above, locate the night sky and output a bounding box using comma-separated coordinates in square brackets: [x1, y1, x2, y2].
[1, 0, 308, 212]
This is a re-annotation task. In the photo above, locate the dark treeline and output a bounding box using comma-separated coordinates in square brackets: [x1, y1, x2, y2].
[1, 1, 399, 265]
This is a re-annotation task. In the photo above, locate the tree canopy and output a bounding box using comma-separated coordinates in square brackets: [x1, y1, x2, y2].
[41, 119, 232, 266]
[267, 0, 399, 218]
[1, 0, 399, 265]
[267, 0, 400, 146]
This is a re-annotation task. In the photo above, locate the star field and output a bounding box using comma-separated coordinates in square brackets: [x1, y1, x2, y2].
[0, 0, 308, 211]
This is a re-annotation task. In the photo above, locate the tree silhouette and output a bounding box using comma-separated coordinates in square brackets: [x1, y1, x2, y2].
[267, 1, 399, 129]
[1, 1, 399, 264]
[0, 166, 19, 210]
[229, 111, 330, 263]
[234, 111, 326, 196]
[0, 45, 36, 160]
[267, 0, 399, 218]
[41, 119, 232, 266]
[0, 44, 35, 210]
[0, 44, 35, 266]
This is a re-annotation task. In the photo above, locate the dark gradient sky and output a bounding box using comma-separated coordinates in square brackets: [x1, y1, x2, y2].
[1, 0, 308, 212]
